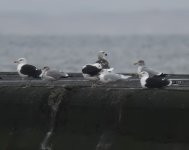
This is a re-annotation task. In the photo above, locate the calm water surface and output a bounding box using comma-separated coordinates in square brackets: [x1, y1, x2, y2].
[0, 34, 189, 74]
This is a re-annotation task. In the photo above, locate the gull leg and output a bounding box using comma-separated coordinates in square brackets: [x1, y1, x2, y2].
[21, 78, 30, 88]
[50, 81, 55, 88]
[22, 80, 31, 88]
[47, 80, 55, 89]
[28, 79, 32, 87]
[91, 81, 96, 88]
[91, 80, 99, 88]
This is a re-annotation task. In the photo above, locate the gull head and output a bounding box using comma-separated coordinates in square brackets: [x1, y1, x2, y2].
[98, 50, 108, 60]
[42, 66, 50, 71]
[14, 58, 27, 64]
[100, 68, 114, 75]
[134, 60, 145, 66]
[40, 66, 50, 77]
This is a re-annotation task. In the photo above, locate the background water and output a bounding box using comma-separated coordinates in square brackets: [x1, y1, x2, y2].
[0, 34, 189, 74]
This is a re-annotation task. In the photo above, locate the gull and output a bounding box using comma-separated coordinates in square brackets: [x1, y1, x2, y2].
[82, 51, 113, 86]
[14, 58, 42, 87]
[41, 66, 69, 86]
[82, 63, 103, 86]
[96, 51, 110, 69]
[134, 60, 167, 78]
[139, 71, 172, 88]
[99, 69, 131, 83]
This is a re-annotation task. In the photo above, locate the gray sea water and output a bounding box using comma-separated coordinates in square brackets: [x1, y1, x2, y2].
[0, 34, 189, 74]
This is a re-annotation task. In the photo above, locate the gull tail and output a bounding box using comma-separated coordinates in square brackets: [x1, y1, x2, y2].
[120, 75, 132, 80]
[167, 80, 172, 86]
[107, 68, 114, 72]
[60, 73, 69, 78]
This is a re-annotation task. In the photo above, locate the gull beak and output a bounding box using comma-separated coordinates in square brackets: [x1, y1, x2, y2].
[14, 60, 18, 63]
[133, 62, 138, 65]
[107, 68, 114, 72]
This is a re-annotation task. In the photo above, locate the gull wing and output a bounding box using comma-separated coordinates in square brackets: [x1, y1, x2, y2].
[46, 70, 68, 79]
[141, 67, 162, 77]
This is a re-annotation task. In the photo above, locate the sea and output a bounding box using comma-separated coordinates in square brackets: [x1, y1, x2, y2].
[0, 34, 189, 74]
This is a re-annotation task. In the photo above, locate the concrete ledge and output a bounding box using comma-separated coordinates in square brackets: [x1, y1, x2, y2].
[1, 73, 189, 149]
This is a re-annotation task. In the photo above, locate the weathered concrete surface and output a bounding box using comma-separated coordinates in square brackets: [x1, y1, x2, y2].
[1, 73, 189, 149]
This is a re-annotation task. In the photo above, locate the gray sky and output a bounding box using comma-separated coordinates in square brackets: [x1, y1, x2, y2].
[1, 0, 189, 35]
[0, 0, 189, 14]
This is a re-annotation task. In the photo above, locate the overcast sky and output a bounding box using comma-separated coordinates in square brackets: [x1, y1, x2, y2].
[0, 0, 189, 14]
[0, 0, 189, 35]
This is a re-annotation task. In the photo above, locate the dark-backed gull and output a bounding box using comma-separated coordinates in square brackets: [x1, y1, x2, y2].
[82, 51, 113, 86]
[14, 58, 42, 86]
[134, 60, 167, 77]
[82, 63, 103, 82]
[139, 71, 172, 88]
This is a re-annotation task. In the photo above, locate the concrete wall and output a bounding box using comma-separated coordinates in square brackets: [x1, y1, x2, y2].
[1, 86, 189, 150]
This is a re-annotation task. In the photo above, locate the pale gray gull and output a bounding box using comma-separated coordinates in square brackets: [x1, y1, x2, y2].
[134, 60, 167, 78]
[41, 66, 69, 82]
[99, 69, 131, 83]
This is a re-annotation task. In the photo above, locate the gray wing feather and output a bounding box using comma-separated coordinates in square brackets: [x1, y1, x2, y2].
[103, 73, 121, 82]
[46, 70, 68, 79]
[142, 67, 161, 77]
[103, 73, 130, 82]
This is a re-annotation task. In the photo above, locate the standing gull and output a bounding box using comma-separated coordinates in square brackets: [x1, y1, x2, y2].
[139, 71, 172, 88]
[14, 58, 42, 86]
[99, 69, 131, 83]
[134, 60, 167, 77]
[82, 51, 113, 86]
[41, 66, 69, 86]
[96, 51, 110, 69]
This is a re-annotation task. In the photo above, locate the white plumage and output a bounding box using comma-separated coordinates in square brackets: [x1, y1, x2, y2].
[99, 69, 131, 83]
